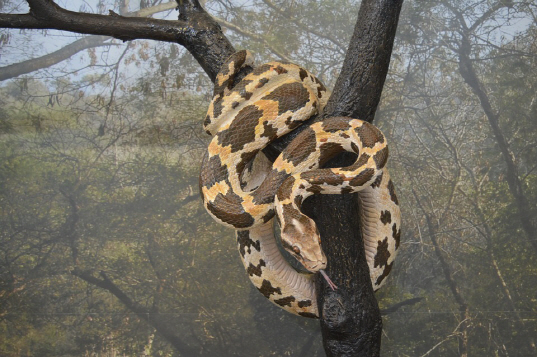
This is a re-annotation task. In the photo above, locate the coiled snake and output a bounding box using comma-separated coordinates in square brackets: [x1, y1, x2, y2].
[200, 51, 401, 318]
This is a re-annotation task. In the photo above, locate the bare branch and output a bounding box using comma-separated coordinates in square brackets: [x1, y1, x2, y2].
[261, 0, 347, 53]
[0, 1, 188, 41]
[0, 0, 235, 81]
[215, 17, 292, 62]
[380, 297, 423, 315]
[0, 35, 113, 81]
[135, 1, 177, 17]
[0, 2, 192, 81]
[72, 268, 197, 355]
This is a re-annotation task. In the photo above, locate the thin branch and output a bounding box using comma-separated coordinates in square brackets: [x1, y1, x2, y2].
[261, 0, 347, 53]
[0, 35, 113, 81]
[380, 297, 424, 315]
[135, 1, 177, 18]
[215, 17, 292, 62]
[420, 334, 458, 357]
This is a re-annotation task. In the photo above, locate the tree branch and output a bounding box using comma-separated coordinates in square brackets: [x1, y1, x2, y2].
[451, 6, 537, 255]
[0, 0, 235, 81]
[0, 2, 197, 81]
[0, 35, 113, 81]
[0, 1, 187, 41]
[380, 297, 423, 315]
[321, 0, 404, 123]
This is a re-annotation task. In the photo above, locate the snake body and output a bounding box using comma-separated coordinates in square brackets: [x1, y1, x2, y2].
[200, 51, 401, 317]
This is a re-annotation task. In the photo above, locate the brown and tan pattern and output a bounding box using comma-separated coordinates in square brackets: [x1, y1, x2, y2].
[199, 50, 401, 318]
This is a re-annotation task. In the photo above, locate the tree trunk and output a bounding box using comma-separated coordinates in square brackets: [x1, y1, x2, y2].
[306, 0, 403, 355]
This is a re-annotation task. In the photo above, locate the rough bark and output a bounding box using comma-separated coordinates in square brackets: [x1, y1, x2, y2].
[320, 0, 403, 123]
[306, 0, 403, 355]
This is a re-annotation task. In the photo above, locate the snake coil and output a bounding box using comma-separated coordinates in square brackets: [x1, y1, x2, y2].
[200, 51, 401, 317]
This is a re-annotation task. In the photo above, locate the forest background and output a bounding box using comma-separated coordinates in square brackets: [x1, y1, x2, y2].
[0, 0, 536, 356]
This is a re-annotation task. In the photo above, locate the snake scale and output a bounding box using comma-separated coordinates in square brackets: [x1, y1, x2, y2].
[199, 50, 401, 318]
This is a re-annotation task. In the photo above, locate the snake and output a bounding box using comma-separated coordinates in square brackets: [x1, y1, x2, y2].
[199, 50, 401, 318]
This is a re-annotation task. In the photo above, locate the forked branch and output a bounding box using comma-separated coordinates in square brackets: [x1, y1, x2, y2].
[0, 0, 234, 81]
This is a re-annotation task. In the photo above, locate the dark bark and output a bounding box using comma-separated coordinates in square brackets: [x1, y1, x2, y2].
[305, 193, 384, 356]
[306, 0, 403, 355]
[320, 0, 403, 123]
[265, 0, 403, 354]
[0, 0, 234, 81]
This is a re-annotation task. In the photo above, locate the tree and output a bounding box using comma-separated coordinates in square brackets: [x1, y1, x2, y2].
[375, 0, 537, 354]
[444, 0, 537, 256]
[0, 0, 403, 355]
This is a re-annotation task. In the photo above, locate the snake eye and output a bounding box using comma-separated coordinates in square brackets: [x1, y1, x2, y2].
[292, 246, 301, 255]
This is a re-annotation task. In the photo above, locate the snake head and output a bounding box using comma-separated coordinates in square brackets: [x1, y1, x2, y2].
[280, 216, 327, 273]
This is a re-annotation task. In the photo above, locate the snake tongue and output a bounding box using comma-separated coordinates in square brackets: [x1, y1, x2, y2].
[320, 269, 338, 290]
